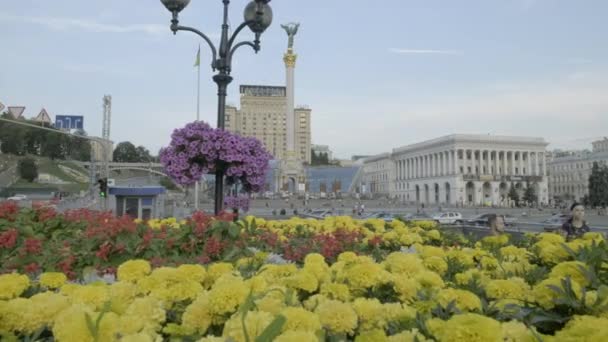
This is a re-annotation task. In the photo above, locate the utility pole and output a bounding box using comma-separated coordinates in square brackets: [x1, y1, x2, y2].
[101, 95, 112, 210]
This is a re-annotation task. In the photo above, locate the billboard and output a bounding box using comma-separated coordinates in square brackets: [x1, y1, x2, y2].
[55, 115, 84, 129]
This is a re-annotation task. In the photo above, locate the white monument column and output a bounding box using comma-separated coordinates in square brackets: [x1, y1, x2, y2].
[284, 51, 296, 155]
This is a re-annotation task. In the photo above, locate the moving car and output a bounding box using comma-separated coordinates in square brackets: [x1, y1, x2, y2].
[464, 213, 518, 227]
[7, 194, 27, 201]
[431, 212, 463, 225]
[364, 211, 396, 222]
[541, 214, 570, 232]
[403, 213, 434, 222]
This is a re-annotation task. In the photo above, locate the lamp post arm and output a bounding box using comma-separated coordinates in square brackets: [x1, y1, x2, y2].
[227, 20, 255, 49]
[171, 25, 218, 68]
[228, 41, 258, 63]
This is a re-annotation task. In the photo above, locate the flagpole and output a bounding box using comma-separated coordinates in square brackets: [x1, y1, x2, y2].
[194, 45, 201, 211]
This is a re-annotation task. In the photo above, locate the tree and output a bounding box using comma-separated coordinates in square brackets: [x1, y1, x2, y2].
[113, 142, 139, 162]
[523, 182, 538, 204]
[508, 183, 520, 205]
[18, 157, 38, 182]
[160, 176, 178, 191]
[588, 162, 608, 207]
[136, 145, 152, 163]
[310, 150, 330, 166]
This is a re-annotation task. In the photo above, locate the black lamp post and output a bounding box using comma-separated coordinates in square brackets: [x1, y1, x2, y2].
[160, 0, 273, 215]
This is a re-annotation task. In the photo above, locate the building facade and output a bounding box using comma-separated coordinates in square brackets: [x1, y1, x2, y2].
[225, 85, 311, 164]
[362, 134, 550, 206]
[361, 153, 393, 195]
[311, 144, 333, 161]
[548, 138, 608, 202]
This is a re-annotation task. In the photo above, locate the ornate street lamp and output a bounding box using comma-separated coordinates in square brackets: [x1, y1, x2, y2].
[160, 0, 273, 215]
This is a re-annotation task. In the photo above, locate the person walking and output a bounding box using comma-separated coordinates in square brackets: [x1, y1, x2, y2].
[560, 202, 591, 241]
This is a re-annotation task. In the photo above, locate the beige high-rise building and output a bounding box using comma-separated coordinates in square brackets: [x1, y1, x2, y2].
[225, 85, 311, 163]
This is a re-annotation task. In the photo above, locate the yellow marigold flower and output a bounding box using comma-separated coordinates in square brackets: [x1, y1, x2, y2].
[0, 273, 30, 299]
[388, 329, 428, 342]
[383, 303, 416, 325]
[341, 261, 387, 292]
[316, 300, 358, 335]
[425, 229, 441, 241]
[246, 276, 268, 295]
[108, 281, 138, 314]
[393, 276, 420, 303]
[71, 284, 110, 310]
[502, 320, 538, 342]
[222, 310, 274, 342]
[197, 336, 225, 342]
[121, 297, 166, 335]
[27, 292, 70, 332]
[494, 261, 534, 278]
[534, 241, 570, 264]
[255, 287, 289, 315]
[52, 304, 120, 342]
[275, 330, 318, 342]
[533, 277, 582, 309]
[181, 292, 213, 335]
[280, 307, 321, 332]
[121, 332, 157, 342]
[446, 249, 475, 268]
[437, 288, 482, 312]
[553, 315, 608, 341]
[257, 264, 298, 284]
[384, 253, 425, 276]
[455, 268, 490, 287]
[423, 256, 448, 275]
[39, 272, 67, 289]
[206, 262, 234, 286]
[117, 259, 152, 282]
[537, 232, 565, 244]
[481, 234, 510, 248]
[486, 278, 530, 301]
[177, 264, 207, 284]
[355, 329, 388, 342]
[420, 245, 446, 259]
[480, 255, 500, 271]
[304, 254, 329, 281]
[284, 270, 319, 293]
[304, 294, 329, 311]
[400, 232, 424, 246]
[499, 245, 530, 262]
[415, 270, 445, 289]
[353, 297, 386, 330]
[493, 299, 525, 316]
[338, 251, 358, 263]
[431, 313, 503, 342]
[320, 282, 351, 301]
[207, 276, 249, 318]
[549, 261, 591, 287]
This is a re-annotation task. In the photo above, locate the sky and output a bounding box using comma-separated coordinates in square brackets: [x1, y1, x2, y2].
[1, 0, 607, 159]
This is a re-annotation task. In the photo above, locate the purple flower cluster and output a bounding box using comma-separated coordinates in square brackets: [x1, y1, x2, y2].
[224, 195, 250, 212]
[159, 121, 272, 192]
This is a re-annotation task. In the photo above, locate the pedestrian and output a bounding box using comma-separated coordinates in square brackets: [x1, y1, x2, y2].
[488, 214, 506, 236]
[560, 202, 591, 241]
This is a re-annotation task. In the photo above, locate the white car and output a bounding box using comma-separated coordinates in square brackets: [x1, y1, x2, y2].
[7, 194, 28, 201]
[432, 212, 463, 225]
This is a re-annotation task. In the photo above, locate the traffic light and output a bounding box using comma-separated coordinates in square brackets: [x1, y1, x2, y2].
[97, 178, 108, 198]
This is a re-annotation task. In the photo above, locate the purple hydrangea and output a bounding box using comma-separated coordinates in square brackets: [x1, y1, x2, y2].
[159, 121, 272, 192]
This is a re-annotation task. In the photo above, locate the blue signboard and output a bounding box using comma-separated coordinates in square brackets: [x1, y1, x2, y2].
[55, 115, 84, 129]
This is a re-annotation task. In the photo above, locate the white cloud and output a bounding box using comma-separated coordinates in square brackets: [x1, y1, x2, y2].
[389, 48, 464, 55]
[0, 13, 168, 35]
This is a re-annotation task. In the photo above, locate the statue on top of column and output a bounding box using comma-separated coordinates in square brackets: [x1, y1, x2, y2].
[281, 22, 300, 49]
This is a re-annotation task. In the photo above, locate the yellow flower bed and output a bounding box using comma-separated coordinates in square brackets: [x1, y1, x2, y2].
[1, 217, 608, 341]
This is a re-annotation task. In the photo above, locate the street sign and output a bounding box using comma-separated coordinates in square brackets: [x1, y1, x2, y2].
[55, 115, 84, 129]
[107, 178, 116, 187]
[0, 102, 5, 112]
[7, 106, 25, 119]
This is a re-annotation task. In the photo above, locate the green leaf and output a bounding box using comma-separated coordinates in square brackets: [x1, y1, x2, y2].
[84, 312, 98, 340]
[228, 224, 241, 239]
[254, 314, 287, 342]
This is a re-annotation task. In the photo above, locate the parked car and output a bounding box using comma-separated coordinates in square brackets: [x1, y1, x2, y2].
[432, 212, 463, 225]
[7, 194, 27, 201]
[302, 209, 332, 219]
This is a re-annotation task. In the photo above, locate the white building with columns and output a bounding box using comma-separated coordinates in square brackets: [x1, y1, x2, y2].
[362, 134, 550, 206]
[361, 153, 393, 195]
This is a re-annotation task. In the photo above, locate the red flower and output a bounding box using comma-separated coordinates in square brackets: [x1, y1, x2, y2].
[24, 262, 40, 274]
[24, 238, 43, 254]
[0, 229, 18, 249]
